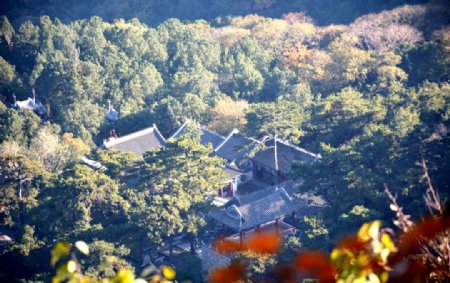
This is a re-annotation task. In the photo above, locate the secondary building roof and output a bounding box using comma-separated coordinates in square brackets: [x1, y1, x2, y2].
[103, 124, 165, 156]
[214, 130, 258, 164]
[170, 121, 225, 150]
[210, 188, 297, 231]
[252, 138, 321, 176]
[234, 180, 327, 208]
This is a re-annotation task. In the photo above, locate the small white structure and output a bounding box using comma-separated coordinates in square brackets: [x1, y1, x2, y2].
[106, 99, 119, 122]
[13, 89, 46, 116]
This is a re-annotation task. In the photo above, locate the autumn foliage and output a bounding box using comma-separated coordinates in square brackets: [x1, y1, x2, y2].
[208, 215, 450, 283]
[215, 231, 282, 255]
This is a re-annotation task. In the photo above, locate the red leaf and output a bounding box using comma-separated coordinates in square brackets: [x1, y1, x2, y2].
[246, 231, 282, 254]
[209, 262, 245, 283]
[295, 251, 335, 283]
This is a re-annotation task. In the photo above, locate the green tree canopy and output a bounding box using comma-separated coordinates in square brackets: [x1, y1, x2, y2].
[128, 136, 225, 249]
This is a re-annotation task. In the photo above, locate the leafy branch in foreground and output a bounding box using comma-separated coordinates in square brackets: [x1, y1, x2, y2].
[208, 165, 449, 283]
[385, 158, 450, 283]
[50, 240, 177, 283]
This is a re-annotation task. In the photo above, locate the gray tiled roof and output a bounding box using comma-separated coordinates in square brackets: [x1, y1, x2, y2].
[103, 125, 165, 156]
[234, 180, 328, 213]
[214, 130, 258, 163]
[235, 180, 300, 205]
[210, 188, 297, 231]
[199, 127, 225, 149]
[170, 121, 225, 150]
[252, 139, 320, 176]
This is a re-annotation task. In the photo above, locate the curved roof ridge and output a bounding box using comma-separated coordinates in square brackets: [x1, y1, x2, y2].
[214, 128, 239, 152]
[226, 204, 244, 221]
[152, 123, 166, 143]
[275, 138, 321, 159]
[169, 120, 189, 140]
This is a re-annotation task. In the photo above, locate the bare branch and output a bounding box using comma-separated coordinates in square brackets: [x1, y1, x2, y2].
[420, 158, 443, 216]
[384, 183, 413, 232]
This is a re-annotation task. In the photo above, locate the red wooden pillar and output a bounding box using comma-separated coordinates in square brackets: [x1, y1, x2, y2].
[228, 183, 233, 197]
[291, 212, 296, 232]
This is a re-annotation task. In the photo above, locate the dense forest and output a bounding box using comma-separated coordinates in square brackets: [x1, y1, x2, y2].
[0, 1, 449, 282]
[1, 0, 437, 26]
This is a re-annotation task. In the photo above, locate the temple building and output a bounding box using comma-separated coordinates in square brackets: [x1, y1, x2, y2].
[200, 179, 327, 274]
[201, 183, 300, 274]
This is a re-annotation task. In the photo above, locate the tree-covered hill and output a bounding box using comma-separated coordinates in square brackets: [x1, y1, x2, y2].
[1, 0, 434, 27]
[0, 4, 448, 143]
[0, 2, 449, 282]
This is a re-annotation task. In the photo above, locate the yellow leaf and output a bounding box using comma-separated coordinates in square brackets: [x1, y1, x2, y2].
[357, 222, 371, 241]
[372, 240, 382, 254]
[113, 269, 135, 283]
[354, 277, 367, 283]
[162, 265, 176, 280]
[368, 273, 381, 283]
[330, 249, 341, 261]
[51, 241, 71, 266]
[380, 234, 396, 252]
[380, 272, 389, 283]
[380, 248, 390, 263]
[368, 221, 381, 239]
[75, 241, 90, 255]
[67, 260, 77, 273]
